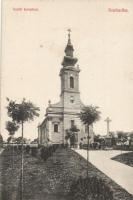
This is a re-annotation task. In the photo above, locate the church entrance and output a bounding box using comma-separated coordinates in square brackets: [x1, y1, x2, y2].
[70, 132, 78, 148]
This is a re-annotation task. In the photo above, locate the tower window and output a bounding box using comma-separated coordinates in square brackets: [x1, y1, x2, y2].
[70, 76, 74, 88]
[54, 124, 58, 133]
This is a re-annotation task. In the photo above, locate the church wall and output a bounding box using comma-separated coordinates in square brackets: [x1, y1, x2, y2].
[38, 126, 41, 144]
[39, 119, 49, 145]
[63, 92, 82, 110]
[39, 111, 94, 145]
[48, 119, 52, 142]
[48, 116, 63, 144]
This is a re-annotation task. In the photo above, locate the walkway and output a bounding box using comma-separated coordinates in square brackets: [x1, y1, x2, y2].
[75, 149, 133, 195]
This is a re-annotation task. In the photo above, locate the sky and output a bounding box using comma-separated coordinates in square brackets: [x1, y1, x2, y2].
[1, 0, 133, 140]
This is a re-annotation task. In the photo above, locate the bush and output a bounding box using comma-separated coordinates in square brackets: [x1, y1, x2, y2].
[28, 144, 61, 160]
[25, 145, 30, 154]
[13, 145, 18, 152]
[113, 145, 133, 151]
[69, 176, 113, 200]
[30, 147, 38, 157]
[40, 144, 59, 161]
[18, 145, 22, 151]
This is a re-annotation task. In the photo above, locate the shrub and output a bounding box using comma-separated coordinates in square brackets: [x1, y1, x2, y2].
[31, 147, 38, 157]
[113, 145, 133, 151]
[25, 145, 30, 154]
[18, 145, 22, 151]
[69, 176, 113, 200]
[40, 144, 59, 161]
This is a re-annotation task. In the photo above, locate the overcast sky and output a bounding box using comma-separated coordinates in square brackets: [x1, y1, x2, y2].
[1, 0, 133, 140]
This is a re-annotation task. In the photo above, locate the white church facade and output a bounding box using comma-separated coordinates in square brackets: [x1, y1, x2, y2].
[38, 31, 94, 145]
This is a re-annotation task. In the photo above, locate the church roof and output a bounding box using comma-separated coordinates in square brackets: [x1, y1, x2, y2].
[46, 101, 63, 114]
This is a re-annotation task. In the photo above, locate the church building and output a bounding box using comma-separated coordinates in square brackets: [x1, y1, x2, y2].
[38, 31, 94, 146]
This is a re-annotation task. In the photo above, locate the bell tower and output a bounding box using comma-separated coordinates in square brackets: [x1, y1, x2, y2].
[60, 30, 81, 110]
[39, 30, 94, 146]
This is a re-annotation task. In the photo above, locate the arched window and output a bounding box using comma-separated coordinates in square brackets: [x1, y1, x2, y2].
[54, 124, 58, 133]
[70, 76, 74, 88]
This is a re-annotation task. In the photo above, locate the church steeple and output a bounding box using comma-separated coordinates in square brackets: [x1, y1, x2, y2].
[62, 29, 78, 67]
[60, 30, 80, 98]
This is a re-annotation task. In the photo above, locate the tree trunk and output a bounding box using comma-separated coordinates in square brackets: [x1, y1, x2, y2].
[12, 135, 14, 169]
[87, 124, 89, 178]
[21, 121, 24, 200]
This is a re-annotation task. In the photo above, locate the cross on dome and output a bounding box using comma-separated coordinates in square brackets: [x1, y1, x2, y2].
[67, 29, 71, 44]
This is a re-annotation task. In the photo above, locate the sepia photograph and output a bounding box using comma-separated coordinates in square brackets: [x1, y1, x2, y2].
[0, 0, 133, 199]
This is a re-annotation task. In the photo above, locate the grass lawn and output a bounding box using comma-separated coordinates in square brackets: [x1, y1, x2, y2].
[112, 151, 133, 167]
[0, 147, 133, 200]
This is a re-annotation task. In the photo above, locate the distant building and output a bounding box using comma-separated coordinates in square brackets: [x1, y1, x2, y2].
[38, 31, 94, 145]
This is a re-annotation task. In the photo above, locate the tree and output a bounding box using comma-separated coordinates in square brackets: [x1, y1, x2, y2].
[116, 131, 128, 153]
[6, 121, 19, 138]
[129, 132, 133, 139]
[94, 134, 101, 143]
[7, 136, 12, 144]
[13, 136, 27, 144]
[6, 98, 40, 200]
[6, 98, 40, 141]
[31, 138, 39, 144]
[117, 131, 124, 139]
[6, 121, 19, 167]
[117, 131, 128, 142]
[79, 105, 101, 178]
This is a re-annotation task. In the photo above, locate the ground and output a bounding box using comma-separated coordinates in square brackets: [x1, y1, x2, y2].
[0, 147, 133, 200]
[112, 152, 133, 167]
[75, 149, 133, 195]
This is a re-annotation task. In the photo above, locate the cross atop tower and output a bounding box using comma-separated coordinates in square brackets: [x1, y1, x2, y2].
[104, 117, 112, 136]
[67, 29, 71, 44]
